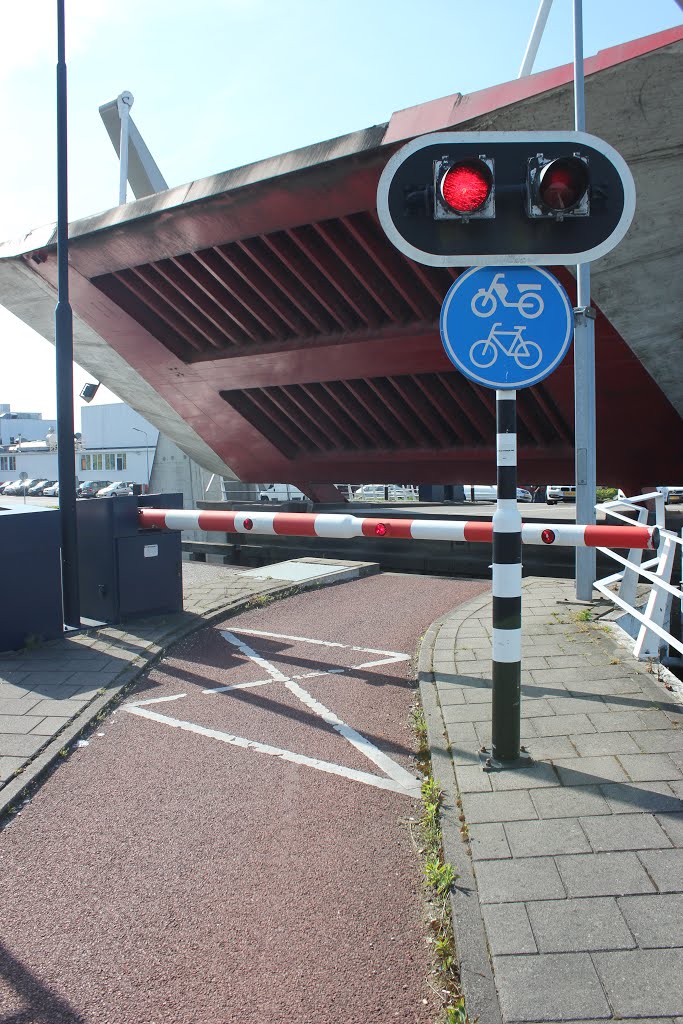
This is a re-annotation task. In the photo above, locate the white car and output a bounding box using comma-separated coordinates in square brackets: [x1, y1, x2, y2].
[259, 484, 306, 502]
[97, 481, 133, 497]
[546, 485, 576, 505]
[352, 484, 417, 502]
[43, 482, 60, 497]
[463, 485, 532, 503]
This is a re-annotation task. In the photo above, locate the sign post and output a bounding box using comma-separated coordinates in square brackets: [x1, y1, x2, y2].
[440, 265, 573, 765]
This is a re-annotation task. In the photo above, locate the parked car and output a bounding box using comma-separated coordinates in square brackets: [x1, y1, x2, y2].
[351, 484, 417, 502]
[27, 479, 54, 496]
[4, 479, 40, 496]
[43, 482, 60, 497]
[97, 481, 133, 497]
[546, 485, 576, 505]
[0, 480, 18, 494]
[463, 485, 532, 503]
[259, 484, 306, 502]
[77, 480, 112, 498]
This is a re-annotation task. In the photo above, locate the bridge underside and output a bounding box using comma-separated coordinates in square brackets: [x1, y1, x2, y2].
[1, 28, 681, 499]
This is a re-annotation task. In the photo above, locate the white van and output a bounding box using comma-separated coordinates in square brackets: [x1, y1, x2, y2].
[259, 484, 306, 502]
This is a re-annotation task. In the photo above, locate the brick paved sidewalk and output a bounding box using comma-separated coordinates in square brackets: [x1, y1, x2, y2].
[0, 559, 374, 812]
[420, 576, 683, 1024]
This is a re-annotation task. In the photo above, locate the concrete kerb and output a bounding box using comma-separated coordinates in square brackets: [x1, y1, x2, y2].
[417, 603, 503, 1024]
[0, 562, 380, 820]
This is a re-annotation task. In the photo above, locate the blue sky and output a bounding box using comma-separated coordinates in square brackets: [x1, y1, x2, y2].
[0, 0, 681, 425]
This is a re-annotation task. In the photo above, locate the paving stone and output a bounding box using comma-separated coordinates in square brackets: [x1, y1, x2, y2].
[631, 730, 683, 754]
[17, 670, 74, 687]
[619, 753, 682, 782]
[570, 732, 641, 756]
[474, 719, 537, 745]
[26, 698, 90, 718]
[449, 743, 480, 767]
[435, 684, 466, 705]
[444, 721, 478, 743]
[481, 903, 536, 955]
[523, 735, 576, 760]
[546, 695, 609, 715]
[520, 698, 556, 718]
[588, 710, 661, 732]
[469, 822, 511, 861]
[0, 697, 41, 716]
[441, 702, 491, 724]
[599, 781, 682, 815]
[530, 785, 611, 819]
[29, 716, 70, 736]
[455, 765, 492, 793]
[580, 812, 672, 852]
[593, 949, 683, 1018]
[656, 812, 683, 846]
[493, 952, 611, 1022]
[461, 789, 537, 824]
[532, 713, 595, 737]
[526, 896, 635, 953]
[0, 734, 46, 758]
[462, 687, 494, 704]
[553, 755, 629, 786]
[637, 849, 683, 892]
[474, 857, 565, 903]
[0, 715, 44, 735]
[504, 818, 590, 857]
[0, 756, 26, 781]
[489, 761, 559, 791]
[638, 710, 680, 730]
[618, 893, 683, 948]
[556, 852, 656, 897]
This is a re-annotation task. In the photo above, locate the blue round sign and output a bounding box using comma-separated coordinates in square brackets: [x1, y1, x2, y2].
[439, 266, 574, 389]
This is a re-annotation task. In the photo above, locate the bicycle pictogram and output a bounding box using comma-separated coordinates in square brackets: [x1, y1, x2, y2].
[471, 272, 544, 319]
[469, 323, 543, 370]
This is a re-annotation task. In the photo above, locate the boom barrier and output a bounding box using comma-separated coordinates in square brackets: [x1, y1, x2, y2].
[137, 508, 659, 550]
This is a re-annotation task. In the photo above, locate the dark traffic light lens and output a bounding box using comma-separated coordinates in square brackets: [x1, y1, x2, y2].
[538, 157, 589, 211]
[440, 160, 492, 213]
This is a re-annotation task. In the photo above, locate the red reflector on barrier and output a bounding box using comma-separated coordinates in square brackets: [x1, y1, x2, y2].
[541, 529, 556, 544]
[243, 518, 253, 530]
[375, 523, 388, 537]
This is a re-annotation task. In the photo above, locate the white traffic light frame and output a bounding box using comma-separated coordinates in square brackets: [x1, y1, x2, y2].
[376, 130, 636, 266]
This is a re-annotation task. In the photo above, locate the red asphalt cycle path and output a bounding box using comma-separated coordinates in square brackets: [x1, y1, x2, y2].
[0, 573, 488, 1024]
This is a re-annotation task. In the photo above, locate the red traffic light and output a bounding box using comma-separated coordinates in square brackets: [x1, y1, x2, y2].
[441, 162, 492, 214]
[434, 156, 494, 220]
[534, 156, 590, 215]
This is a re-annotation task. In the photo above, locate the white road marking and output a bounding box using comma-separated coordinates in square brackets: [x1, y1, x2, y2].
[123, 704, 421, 797]
[218, 631, 419, 794]
[203, 668, 346, 695]
[121, 629, 421, 799]
[228, 628, 410, 669]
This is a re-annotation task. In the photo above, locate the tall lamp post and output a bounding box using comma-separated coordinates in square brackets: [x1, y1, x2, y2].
[132, 427, 150, 486]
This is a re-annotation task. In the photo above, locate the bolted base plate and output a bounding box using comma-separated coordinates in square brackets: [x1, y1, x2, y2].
[479, 747, 534, 773]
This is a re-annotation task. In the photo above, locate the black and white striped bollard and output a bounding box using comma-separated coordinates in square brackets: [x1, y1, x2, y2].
[486, 390, 530, 768]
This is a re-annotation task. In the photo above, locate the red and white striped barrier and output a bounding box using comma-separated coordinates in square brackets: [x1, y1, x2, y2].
[137, 508, 659, 550]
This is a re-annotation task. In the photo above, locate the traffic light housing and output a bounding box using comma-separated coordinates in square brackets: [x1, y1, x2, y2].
[377, 131, 635, 266]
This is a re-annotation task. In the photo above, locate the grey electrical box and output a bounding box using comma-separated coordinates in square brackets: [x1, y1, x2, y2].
[77, 494, 183, 623]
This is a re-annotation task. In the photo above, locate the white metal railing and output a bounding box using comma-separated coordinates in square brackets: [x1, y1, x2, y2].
[593, 490, 682, 660]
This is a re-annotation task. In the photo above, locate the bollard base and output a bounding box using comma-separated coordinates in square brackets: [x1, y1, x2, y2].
[479, 747, 534, 773]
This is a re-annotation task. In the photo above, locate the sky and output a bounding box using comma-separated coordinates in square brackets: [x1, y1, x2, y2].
[0, 0, 681, 428]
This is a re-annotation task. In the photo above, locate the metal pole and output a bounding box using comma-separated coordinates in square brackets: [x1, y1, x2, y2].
[133, 427, 149, 484]
[572, 0, 597, 600]
[55, 0, 80, 628]
[489, 390, 524, 765]
[117, 92, 133, 205]
[518, 0, 554, 78]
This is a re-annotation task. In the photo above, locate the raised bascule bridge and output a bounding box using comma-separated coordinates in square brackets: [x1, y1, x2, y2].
[0, 27, 681, 503]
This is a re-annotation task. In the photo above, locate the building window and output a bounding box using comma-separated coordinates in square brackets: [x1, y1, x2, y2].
[81, 454, 91, 470]
[0, 456, 16, 471]
[105, 453, 115, 470]
[116, 453, 127, 471]
[92, 453, 103, 471]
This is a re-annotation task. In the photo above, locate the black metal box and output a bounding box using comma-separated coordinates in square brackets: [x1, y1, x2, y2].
[0, 504, 63, 651]
[77, 493, 183, 623]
